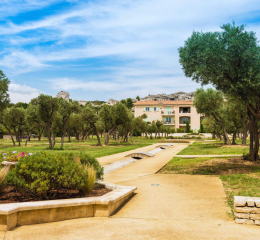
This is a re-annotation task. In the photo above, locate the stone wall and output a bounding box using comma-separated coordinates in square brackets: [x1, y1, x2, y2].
[3, 135, 11, 140]
[234, 196, 260, 225]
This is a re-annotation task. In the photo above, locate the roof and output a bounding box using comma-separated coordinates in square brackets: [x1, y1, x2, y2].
[134, 101, 193, 106]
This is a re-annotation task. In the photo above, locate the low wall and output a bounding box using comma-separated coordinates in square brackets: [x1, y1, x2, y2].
[3, 135, 11, 140]
[234, 196, 260, 225]
[0, 182, 136, 231]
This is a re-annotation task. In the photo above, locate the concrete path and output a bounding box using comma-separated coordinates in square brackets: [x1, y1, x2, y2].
[177, 154, 241, 158]
[97, 143, 164, 166]
[2, 143, 260, 240]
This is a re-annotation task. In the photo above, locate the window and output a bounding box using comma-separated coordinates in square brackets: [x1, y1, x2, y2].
[153, 116, 157, 121]
[182, 117, 189, 124]
[146, 107, 150, 112]
[166, 117, 171, 122]
[154, 107, 157, 112]
[179, 107, 190, 113]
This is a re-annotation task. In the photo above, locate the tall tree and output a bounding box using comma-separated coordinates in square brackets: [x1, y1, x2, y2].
[2, 107, 26, 146]
[193, 88, 231, 145]
[0, 70, 10, 112]
[179, 22, 260, 160]
[30, 95, 59, 149]
[81, 106, 102, 146]
[55, 98, 79, 148]
[100, 103, 130, 145]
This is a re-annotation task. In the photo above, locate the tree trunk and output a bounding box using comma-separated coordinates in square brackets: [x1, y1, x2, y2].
[115, 128, 119, 143]
[25, 132, 31, 147]
[51, 125, 55, 148]
[45, 125, 53, 149]
[9, 130, 15, 146]
[232, 132, 236, 145]
[249, 118, 259, 161]
[242, 121, 248, 145]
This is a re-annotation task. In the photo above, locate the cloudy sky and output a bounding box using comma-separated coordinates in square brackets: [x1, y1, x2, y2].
[1, 0, 260, 103]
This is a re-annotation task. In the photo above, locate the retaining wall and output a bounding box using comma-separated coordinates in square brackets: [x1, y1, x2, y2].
[234, 196, 260, 225]
[0, 182, 136, 231]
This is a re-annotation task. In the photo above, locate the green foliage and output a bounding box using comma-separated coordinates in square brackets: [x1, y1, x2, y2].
[185, 120, 190, 133]
[179, 23, 260, 101]
[0, 166, 10, 194]
[6, 152, 90, 199]
[136, 95, 140, 101]
[0, 70, 10, 112]
[15, 102, 28, 109]
[200, 123, 204, 133]
[79, 152, 103, 180]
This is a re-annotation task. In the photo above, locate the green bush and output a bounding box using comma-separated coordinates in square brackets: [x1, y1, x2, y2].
[79, 152, 103, 180]
[167, 136, 174, 139]
[6, 152, 103, 199]
[150, 136, 153, 139]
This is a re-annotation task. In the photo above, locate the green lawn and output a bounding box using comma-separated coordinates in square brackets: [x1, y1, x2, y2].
[0, 136, 158, 158]
[177, 141, 249, 155]
[160, 156, 260, 217]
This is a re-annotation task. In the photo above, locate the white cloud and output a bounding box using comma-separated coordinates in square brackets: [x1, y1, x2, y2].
[0, 51, 48, 74]
[0, 0, 62, 19]
[8, 82, 41, 103]
[0, 0, 259, 100]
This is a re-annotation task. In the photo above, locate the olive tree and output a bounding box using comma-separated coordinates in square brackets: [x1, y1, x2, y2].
[179, 22, 260, 160]
[193, 88, 231, 144]
[2, 107, 26, 146]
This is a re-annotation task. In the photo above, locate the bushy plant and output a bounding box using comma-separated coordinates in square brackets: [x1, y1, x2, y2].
[167, 136, 174, 139]
[0, 166, 10, 194]
[79, 152, 103, 180]
[6, 152, 91, 199]
[150, 136, 153, 139]
[84, 166, 97, 196]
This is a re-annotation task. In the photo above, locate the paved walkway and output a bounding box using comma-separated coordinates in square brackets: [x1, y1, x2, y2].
[2, 143, 260, 240]
[177, 154, 241, 158]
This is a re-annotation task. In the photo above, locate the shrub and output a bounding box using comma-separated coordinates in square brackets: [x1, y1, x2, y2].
[79, 153, 103, 180]
[6, 152, 100, 199]
[167, 136, 174, 139]
[150, 136, 153, 139]
[0, 166, 10, 194]
[157, 136, 162, 139]
[84, 166, 97, 196]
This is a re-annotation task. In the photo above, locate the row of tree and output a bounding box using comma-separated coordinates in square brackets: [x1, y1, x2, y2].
[0, 73, 176, 149]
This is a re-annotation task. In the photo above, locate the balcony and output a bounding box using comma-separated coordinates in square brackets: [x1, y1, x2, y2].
[163, 121, 175, 125]
[161, 111, 175, 116]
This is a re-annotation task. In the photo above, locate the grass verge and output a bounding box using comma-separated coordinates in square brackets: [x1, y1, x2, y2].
[177, 141, 249, 155]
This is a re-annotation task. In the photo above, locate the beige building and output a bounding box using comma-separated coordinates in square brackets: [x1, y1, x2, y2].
[134, 101, 203, 131]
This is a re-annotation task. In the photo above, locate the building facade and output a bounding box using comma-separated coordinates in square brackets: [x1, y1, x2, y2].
[134, 101, 202, 131]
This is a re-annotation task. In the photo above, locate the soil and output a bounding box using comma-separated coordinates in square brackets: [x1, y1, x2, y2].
[0, 184, 112, 204]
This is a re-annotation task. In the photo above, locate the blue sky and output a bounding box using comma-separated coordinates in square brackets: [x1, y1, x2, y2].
[1, 0, 260, 103]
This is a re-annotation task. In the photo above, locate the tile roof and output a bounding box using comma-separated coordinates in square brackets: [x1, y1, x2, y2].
[134, 101, 193, 105]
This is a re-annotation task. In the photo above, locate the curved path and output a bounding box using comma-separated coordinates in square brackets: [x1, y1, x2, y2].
[2, 143, 260, 240]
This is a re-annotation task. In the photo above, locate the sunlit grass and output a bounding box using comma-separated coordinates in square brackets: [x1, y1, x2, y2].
[0, 136, 158, 158]
[177, 141, 249, 155]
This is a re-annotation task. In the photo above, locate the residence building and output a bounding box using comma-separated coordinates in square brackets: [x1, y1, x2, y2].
[134, 101, 203, 131]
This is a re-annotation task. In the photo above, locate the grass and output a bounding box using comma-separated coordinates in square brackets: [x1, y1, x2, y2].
[0, 136, 158, 158]
[160, 155, 260, 218]
[177, 141, 249, 155]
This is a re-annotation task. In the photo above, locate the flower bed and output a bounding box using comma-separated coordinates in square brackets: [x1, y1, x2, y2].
[0, 151, 104, 201]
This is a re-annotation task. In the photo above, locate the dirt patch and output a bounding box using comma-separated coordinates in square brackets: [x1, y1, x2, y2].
[0, 184, 112, 204]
